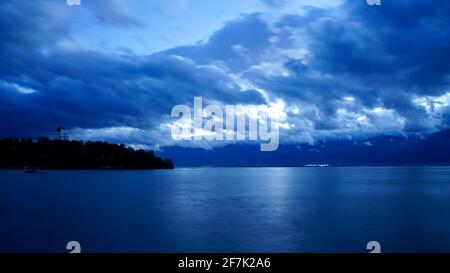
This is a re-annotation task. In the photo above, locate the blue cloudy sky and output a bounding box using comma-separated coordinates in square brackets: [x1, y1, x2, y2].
[1, 0, 450, 149]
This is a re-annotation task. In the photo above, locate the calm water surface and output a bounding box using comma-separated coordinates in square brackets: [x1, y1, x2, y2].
[1, 167, 450, 252]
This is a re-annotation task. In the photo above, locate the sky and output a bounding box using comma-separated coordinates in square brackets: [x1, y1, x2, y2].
[1, 0, 450, 150]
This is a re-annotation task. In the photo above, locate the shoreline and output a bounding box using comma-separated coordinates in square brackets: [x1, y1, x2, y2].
[2, 164, 450, 171]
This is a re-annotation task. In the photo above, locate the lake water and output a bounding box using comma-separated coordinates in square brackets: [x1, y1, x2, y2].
[1, 167, 450, 253]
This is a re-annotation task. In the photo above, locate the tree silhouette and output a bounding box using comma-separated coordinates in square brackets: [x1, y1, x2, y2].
[0, 138, 174, 169]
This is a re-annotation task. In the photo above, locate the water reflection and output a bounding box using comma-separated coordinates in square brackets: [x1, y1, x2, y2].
[1, 167, 450, 252]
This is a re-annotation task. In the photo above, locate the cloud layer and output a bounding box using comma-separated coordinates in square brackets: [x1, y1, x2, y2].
[1, 0, 450, 148]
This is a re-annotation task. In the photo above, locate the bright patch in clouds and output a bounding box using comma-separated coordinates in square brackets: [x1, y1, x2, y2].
[413, 93, 450, 114]
[0, 81, 37, 94]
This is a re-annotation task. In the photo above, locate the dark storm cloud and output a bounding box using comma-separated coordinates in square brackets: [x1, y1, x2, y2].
[166, 13, 274, 72]
[309, 0, 450, 92]
[244, 0, 450, 134]
[1, 0, 450, 146]
[166, 0, 450, 135]
[0, 48, 264, 137]
[306, 0, 450, 132]
[0, 1, 264, 140]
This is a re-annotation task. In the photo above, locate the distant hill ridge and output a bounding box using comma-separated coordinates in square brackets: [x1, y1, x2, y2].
[157, 129, 450, 167]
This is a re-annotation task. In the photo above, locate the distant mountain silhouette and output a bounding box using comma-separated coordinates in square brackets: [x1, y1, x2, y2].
[0, 138, 174, 169]
[157, 129, 450, 167]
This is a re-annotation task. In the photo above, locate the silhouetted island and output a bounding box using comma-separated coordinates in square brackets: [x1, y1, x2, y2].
[0, 138, 174, 170]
